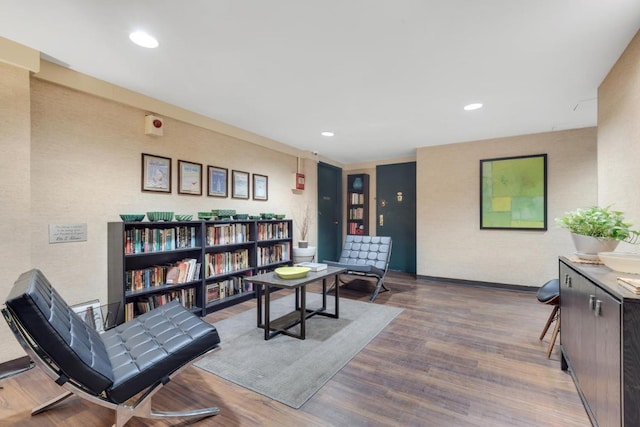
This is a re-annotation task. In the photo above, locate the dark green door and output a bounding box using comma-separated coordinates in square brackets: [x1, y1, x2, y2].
[317, 162, 342, 263]
[376, 162, 416, 273]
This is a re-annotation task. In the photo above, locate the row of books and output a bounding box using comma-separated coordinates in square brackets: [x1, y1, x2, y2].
[257, 242, 290, 266]
[205, 249, 250, 277]
[124, 226, 198, 254]
[206, 276, 253, 304]
[256, 222, 289, 240]
[125, 258, 200, 292]
[349, 192, 365, 204]
[348, 207, 365, 220]
[347, 222, 366, 235]
[206, 223, 251, 246]
[124, 287, 197, 322]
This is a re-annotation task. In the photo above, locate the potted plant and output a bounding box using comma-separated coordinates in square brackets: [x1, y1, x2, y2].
[556, 205, 640, 259]
[293, 205, 316, 262]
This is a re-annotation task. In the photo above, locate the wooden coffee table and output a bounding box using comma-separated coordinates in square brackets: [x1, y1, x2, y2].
[248, 266, 345, 340]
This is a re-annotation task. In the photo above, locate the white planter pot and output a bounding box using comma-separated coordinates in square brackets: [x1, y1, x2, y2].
[571, 233, 619, 260]
[292, 246, 316, 263]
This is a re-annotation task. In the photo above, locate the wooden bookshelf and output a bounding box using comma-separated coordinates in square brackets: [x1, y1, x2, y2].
[108, 219, 293, 324]
[347, 174, 370, 235]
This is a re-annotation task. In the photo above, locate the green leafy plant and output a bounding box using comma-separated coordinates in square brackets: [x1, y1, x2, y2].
[555, 205, 640, 243]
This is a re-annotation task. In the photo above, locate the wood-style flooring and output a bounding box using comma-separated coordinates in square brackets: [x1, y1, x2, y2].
[0, 272, 590, 426]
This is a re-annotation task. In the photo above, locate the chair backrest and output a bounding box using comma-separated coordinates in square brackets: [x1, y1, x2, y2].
[338, 235, 392, 270]
[4, 269, 114, 395]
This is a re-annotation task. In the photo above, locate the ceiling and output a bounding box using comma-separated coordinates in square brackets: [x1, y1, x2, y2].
[2, 1, 639, 164]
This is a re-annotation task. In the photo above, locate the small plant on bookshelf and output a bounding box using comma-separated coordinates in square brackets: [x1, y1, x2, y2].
[295, 204, 311, 248]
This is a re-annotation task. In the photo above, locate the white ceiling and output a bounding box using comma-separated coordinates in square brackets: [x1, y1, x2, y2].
[2, 1, 639, 164]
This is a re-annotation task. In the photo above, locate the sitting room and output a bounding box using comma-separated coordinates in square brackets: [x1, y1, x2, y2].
[1, 2, 640, 426]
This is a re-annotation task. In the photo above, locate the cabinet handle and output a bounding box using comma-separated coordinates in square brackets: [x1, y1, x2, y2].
[563, 274, 572, 287]
[589, 294, 596, 311]
[594, 300, 602, 317]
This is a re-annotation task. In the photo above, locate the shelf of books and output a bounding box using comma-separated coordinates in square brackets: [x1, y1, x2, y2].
[203, 219, 256, 311]
[108, 219, 293, 324]
[346, 174, 370, 236]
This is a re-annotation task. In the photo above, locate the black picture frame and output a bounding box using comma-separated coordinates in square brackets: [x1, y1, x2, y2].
[480, 153, 547, 230]
[231, 170, 250, 199]
[207, 165, 228, 198]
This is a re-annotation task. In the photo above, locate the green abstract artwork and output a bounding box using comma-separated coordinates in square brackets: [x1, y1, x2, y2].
[480, 154, 547, 230]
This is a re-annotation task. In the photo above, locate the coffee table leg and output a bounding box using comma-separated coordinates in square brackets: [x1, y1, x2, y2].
[256, 283, 262, 327]
[334, 273, 339, 318]
[300, 285, 306, 339]
[264, 285, 271, 340]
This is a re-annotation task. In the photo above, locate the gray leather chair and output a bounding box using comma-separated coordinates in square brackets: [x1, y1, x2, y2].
[2, 269, 221, 426]
[325, 235, 392, 301]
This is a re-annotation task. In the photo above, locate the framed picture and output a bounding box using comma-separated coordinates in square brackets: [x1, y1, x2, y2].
[177, 160, 202, 195]
[253, 173, 268, 201]
[141, 153, 171, 193]
[207, 165, 228, 198]
[71, 299, 104, 332]
[231, 170, 250, 199]
[480, 153, 547, 230]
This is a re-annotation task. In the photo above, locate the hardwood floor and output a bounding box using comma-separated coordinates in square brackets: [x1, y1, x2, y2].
[0, 272, 590, 426]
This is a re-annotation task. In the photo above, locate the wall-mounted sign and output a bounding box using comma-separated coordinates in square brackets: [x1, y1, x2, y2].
[49, 223, 87, 244]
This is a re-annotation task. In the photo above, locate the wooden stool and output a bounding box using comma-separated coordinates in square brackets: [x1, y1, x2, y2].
[537, 279, 560, 358]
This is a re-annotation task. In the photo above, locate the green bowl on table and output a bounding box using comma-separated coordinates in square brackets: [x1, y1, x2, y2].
[175, 214, 193, 221]
[274, 266, 311, 280]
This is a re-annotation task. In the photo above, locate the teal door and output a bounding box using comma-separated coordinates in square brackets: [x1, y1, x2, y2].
[376, 162, 416, 273]
[317, 162, 342, 263]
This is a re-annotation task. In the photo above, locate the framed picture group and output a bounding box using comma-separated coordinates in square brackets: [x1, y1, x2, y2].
[141, 153, 268, 201]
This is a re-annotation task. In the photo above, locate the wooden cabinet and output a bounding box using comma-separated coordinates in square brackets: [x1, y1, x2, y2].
[559, 257, 640, 427]
[347, 174, 370, 235]
[108, 219, 292, 324]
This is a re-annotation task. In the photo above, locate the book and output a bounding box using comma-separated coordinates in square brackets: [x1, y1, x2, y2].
[295, 262, 328, 272]
[617, 277, 640, 294]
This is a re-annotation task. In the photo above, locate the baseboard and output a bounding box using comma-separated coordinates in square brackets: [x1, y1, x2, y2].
[0, 356, 33, 380]
[417, 275, 538, 293]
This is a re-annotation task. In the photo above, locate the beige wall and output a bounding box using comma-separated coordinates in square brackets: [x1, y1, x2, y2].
[0, 62, 32, 361]
[0, 57, 317, 362]
[417, 128, 598, 286]
[598, 30, 640, 252]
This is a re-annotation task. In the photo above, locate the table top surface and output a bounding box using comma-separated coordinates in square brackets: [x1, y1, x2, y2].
[247, 265, 346, 288]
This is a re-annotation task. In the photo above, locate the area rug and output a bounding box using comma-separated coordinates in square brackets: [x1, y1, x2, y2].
[194, 293, 403, 408]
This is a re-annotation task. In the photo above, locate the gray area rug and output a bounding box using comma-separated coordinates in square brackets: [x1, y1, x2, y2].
[195, 293, 403, 408]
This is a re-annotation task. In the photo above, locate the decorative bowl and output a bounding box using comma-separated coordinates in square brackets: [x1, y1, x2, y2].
[235, 213, 249, 220]
[274, 266, 311, 280]
[261, 213, 274, 219]
[175, 214, 193, 221]
[218, 209, 236, 217]
[147, 211, 174, 221]
[120, 214, 145, 222]
[249, 215, 261, 220]
[598, 252, 640, 275]
[275, 214, 286, 219]
[198, 212, 213, 220]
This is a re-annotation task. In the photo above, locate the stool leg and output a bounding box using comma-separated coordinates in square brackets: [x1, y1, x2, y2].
[546, 312, 560, 358]
[539, 305, 559, 341]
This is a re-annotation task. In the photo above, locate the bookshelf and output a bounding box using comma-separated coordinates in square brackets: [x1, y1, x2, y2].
[347, 173, 370, 235]
[108, 219, 293, 324]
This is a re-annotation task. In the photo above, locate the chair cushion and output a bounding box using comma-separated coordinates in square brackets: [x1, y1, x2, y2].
[336, 235, 391, 273]
[5, 269, 114, 395]
[102, 300, 220, 403]
[537, 279, 560, 303]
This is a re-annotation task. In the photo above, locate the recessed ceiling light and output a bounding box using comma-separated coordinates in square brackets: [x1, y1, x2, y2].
[464, 103, 483, 111]
[129, 31, 159, 48]
[321, 131, 335, 137]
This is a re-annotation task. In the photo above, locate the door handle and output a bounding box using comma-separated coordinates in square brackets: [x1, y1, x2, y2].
[379, 214, 384, 227]
[594, 300, 602, 317]
[589, 294, 596, 311]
